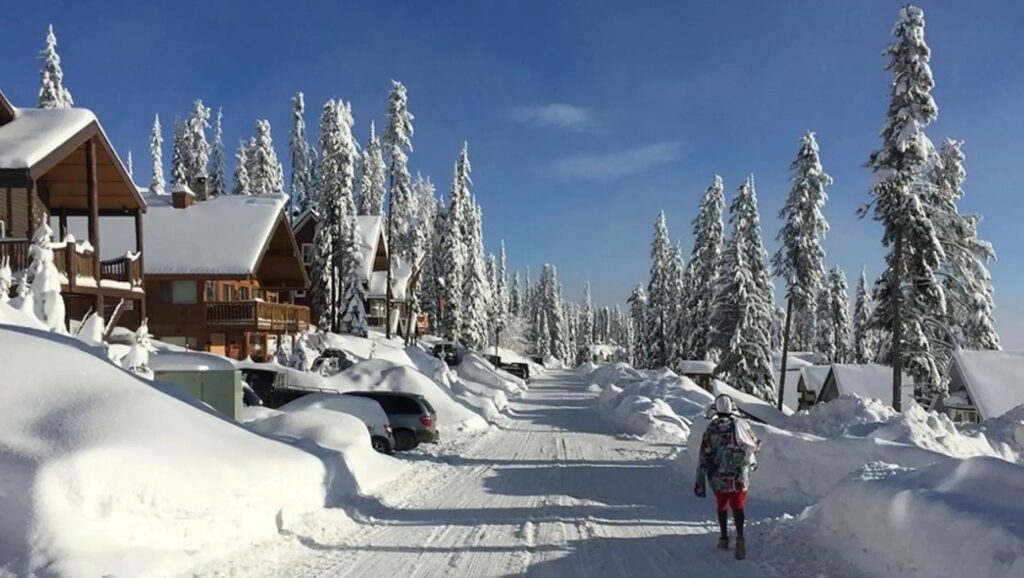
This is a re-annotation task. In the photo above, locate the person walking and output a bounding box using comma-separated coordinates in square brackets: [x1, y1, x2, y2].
[693, 394, 761, 560]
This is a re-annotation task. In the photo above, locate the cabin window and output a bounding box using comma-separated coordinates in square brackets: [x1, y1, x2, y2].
[239, 286, 250, 300]
[222, 284, 233, 301]
[301, 243, 314, 265]
[170, 281, 198, 304]
[369, 300, 385, 318]
[205, 281, 216, 302]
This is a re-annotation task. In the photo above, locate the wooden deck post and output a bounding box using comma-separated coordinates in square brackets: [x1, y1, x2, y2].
[58, 208, 68, 240]
[135, 209, 146, 320]
[86, 137, 102, 313]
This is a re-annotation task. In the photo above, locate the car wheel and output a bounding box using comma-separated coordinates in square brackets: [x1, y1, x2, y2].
[393, 429, 418, 451]
[371, 436, 392, 454]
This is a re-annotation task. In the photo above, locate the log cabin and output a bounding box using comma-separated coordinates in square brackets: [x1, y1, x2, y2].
[120, 187, 310, 360]
[292, 210, 423, 334]
[0, 89, 145, 326]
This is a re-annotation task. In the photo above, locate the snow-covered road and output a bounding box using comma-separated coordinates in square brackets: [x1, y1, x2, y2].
[203, 370, 797, 577]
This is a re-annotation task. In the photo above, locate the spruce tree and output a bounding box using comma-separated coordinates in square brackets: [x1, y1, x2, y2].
[149, 115, 165, 194]
[853, 268, 878, 364]
[579, 282, 595, 364]
[290, 92, 317, 217]
[232, 141, 251, 196]
[383, 82, 415, 338]
[628, 285, 648, 367]
[712, 177, 776, 402]
[358, 122, 387, 216]
[184, 100, 211, 193]
[682, 176, 725, 360]
[645, 212, 672, 368]
[170, 119, 188, 188]
[929, 139, 1000, 352]
[509, 271, 522, 318]
[828, 266, 853, 363]
[815, 283, 837, 363]
[868, 5, 946, 402]
[38, 25, 73, 109]
[439, 146, 471, 340]
[666, 242, 686, 370]
[772, 131, 831, 352]
[461, 201, 490, 347]
[248, 120, 285, 194]
[209, 109, 227, 197]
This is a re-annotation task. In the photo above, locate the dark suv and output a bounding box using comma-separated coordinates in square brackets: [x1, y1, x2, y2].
[344, 391, 438, 451]
[431, 342, 462, 366]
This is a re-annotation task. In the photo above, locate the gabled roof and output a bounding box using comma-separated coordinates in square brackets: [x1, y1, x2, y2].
[0, 92, 144, 212]
[825, 364, 914, 405]
[132, 193, 303, 283]
[798, 365, 831, 394]
[292, 210, 387, 283]
[368, 256, 415, 301]
[677, 360, 715, 375]
[949, 350, 1024, 420]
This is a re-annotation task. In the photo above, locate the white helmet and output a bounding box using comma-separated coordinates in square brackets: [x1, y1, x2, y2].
[714, 394, 735, 415]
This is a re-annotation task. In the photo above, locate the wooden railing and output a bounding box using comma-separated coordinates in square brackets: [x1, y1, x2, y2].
[0, 238, 31, 274]
[100, 254, 143, 287]
[206, 301, 310, 331]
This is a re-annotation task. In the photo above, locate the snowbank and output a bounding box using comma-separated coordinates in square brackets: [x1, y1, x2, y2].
[278, 392, 391, 436]
[244, 408, 405, 502]
[590, 367, 711, 441]
[329, 359, 489, 435]
[972, 404, 1024, 461]
[787, 457, 1024, 577]
[0, 326, 327, 577]
[597, 384, 691, 440]
[787, 394, 1010, 460]
[457, 351, 526, 396]
[587, 362, 645, 389]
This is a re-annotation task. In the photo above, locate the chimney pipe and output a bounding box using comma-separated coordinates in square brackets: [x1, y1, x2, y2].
[195, 176, 208, 202]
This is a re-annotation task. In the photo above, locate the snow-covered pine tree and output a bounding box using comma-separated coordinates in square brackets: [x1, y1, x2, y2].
[645, 212, 672, 368]
[170, 119, 188, 188]
[438, 146, 471, 341]
[209, 109, 227, 197]
[248, 120, 285, 194]
[772, 131, 831, 352]
[28, 221, 66, 333]
[124, 320, 155, 374]
[383, 82, 416, 333]
[628, 284, 648, 367]
[535, 310, 551, 360]
[929, 139, 999, 352]
[868, 5, 947, 401]
[149, 115, 166, 195]
[538, 264, 568, 363]
[232, 141, 251, 196]
[828, 266, 853, 363]
[341, 217, 369, 337]
[578, 282, 595, 364]
[38, 25, 73, 109]
[509, 271, 522, 318]
[358, 122, 387, 216]
[460, 201, 490, 347]
[290, 92, 317, 217]
[666, 242, 687, 370]
[681, 176, 725, 361]
[310, 99, 343, 331]
[711, 177, 776, 402]
[852, 268, 878, 363]
[814, 282, 837, 363]
[421, 194, 446, 334]
[324, 101, 360, 333]
[183, 100, 211, 193]
[771, 305, 786, 352]
[406, 173, 437, 338]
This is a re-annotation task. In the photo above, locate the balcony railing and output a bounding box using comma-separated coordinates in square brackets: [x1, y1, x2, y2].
[206, 300, 310, 332]
[0, 237, 143, 291]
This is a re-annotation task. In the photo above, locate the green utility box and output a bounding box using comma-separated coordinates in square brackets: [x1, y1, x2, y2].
[154, 367, 243, 420]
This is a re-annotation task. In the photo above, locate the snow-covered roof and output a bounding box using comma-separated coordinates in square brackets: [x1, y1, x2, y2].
[798, 365, 831, 394]
[826, 364, 914, 404]
[354, 215, 384, 281]
[677, 360, 715, 375]
[149, 350, 237, 372]
[368, 257, 415, 301]
[0, 106, 96, 169]
[949, 350, 1024, 420]
[128, 192, 288, 275]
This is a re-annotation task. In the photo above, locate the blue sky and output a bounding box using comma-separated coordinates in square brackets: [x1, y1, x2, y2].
[3, 1, 1024, 346]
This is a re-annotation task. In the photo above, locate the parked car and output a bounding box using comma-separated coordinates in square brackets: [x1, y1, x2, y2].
[484, 354, 503, 367]
[431, 342, 462, 366]
[279, 393, 396, 454]
[343, 391, 438, 451]
[311, 348, 356, 376]
[239, 368, 397, 454]
[502, 362, 531, 383]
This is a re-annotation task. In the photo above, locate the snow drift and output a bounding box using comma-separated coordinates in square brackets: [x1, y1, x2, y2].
[787, 457, 1024, 577]
[0, 325, 328, 577]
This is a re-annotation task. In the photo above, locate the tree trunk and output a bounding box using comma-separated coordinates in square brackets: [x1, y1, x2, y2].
[777, 295, 794, 411]
[385, 169, 394, 340]
[892, 230, 904, 412]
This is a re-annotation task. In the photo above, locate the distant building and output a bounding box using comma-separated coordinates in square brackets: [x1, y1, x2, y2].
[816, 364, 915, 408]
[795, 365, 831, 411]
[934, 350, 1024, 423]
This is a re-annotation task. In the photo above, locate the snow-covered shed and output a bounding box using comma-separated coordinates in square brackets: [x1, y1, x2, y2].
[0, 89, 146, 325]
[935, 350, 1024, 422]
[677, 360, 716, 391]
[817, 364, 915, 408]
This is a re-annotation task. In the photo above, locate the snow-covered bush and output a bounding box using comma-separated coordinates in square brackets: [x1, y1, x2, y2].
[75, 310, 105, 347]
[275, 334, 293, 366]
[123, 320, 155, 375]
[289, 332, 315, 371]
[28, 222, 65, 333]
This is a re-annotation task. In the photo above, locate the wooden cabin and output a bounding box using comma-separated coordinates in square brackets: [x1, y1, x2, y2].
[0, 90, 145, 326]
[125, 189, 309, 360]
[292, 210, 422, 334]
[934, 350, 1024, 423]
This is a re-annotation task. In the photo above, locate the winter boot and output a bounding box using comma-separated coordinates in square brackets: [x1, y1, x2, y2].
[734, 536, 746, 560]
[717, 536, 729, 550]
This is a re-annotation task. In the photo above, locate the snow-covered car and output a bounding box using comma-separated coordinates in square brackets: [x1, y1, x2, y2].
[278, 393, 396, 454]
[311, 348, 356, 376]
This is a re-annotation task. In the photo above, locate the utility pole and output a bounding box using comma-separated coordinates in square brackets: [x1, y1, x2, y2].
[891, 231, 904, 412]
[385, 168, 394, 340]
[777, 294, 794, 411]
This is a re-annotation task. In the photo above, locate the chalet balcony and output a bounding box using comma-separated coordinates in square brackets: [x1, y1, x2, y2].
[0, 237, 143, 293]
[205, 300, 310, 333]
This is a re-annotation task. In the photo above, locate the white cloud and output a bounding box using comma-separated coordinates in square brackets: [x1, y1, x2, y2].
[546, 142, 683, 181]
[511, 103, 593, 129]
